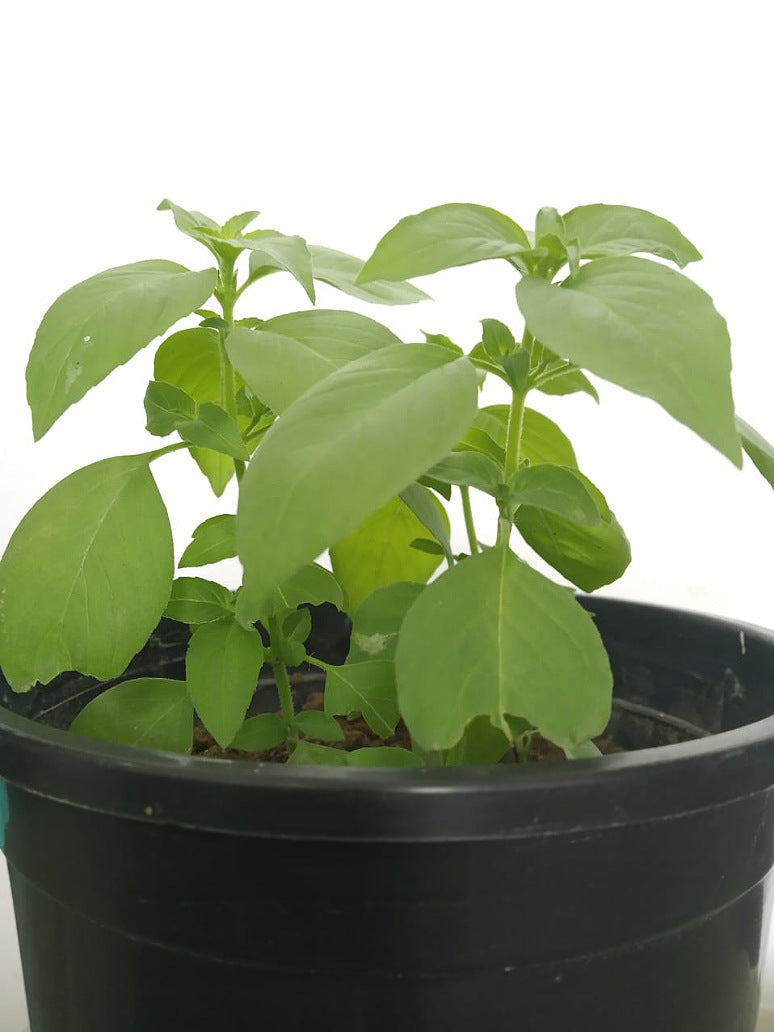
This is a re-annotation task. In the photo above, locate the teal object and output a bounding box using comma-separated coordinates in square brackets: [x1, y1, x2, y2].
[0, 779, 7, 851]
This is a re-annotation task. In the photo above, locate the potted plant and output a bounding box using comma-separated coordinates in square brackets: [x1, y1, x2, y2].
[1, 198, 774, 1031]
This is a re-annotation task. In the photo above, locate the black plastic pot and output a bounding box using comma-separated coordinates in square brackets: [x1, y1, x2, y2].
[1, 598, 774, 1031]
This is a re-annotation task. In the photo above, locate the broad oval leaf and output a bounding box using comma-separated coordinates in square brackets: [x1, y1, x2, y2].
[395, 548, 612, 751]
[70, 677, 193, 753]
[144, 380, 197, 436]
[462, 406, 578, 469]
[271, 563, 344, 614]
[164, 577, 234, 624]
[347, 582, 425, 664]
[235, 344, 478, 621]
[289, 740, 349, 766]
[27, 261, 217, 439]
[230, 713, 287, 752]
[238, 230, 315, 302]
[261, 309, 402, 353]
[563, 204, 702, 268]
[516, 258, 741, 465]
[506, 464, 601, 524]
[330, 495, 447, 615]
[444, 715, 510, 766]
[292, 709, 345, 743]
[359, 203, 530, 283]
[175, 402, 250, 460]
[323, 660, 398, 738]
[0, 456, 173, 690]
[514, 474, 631, 591]
[427, 450, 503, 494]
[309, 245, 429, 305]
[186, 617, 265, 747]
[179, 514, 237, 568]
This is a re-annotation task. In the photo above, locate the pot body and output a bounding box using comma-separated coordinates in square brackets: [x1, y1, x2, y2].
[2, 599, 774, 1032]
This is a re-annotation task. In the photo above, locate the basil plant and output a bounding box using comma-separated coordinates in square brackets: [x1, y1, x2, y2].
[1, 199, 771, 767]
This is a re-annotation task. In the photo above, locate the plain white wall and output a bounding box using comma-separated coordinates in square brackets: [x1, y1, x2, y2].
[1, 0, 773, 629]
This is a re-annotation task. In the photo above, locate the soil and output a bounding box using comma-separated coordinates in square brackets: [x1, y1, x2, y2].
[191, 690, 623, 764]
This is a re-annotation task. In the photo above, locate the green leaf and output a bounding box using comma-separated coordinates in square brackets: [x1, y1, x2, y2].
[359, 203, 529, 282]
[164, 577, 234, 624]
[330, 495, 447, 615]
[236, 344, 479, 622]
[237, 230, 315, 302]
[175, 402, 250, 460]
[144, 380, 197, 436]
[563, 204, 702, 268]
[534, 348, 600, 402]
[226, 310, 401, 414]
[481, 318, 516, 357]
[323, 660, 398, 738]
[564, 739, 603, 759]
[347, 747, 422, 768]
[399, 482, 453, 561]
[410, 538, 445, 556]
[427, 450, 503, 494]
[0, 456, 173, 690]
[737, 417, 774, 489]
[516, 258, 741, 465]
[179, 514, 237, 568]
[309, 245, 430, 305]
[395, 548, 612, 751]
[268, 563, 344, 616]
[506, 465, 601, 524]
[292, 709, 345, 742]
[444, 715, 510, 766]
[514, 474, 631, 591]
[70, 678, 193, 753]
[186, 617, 265, 747]
[229, 713, 287, 752]
[347, 582, 424, 663]
[221, 210, 261, 237]
[155, 327, 243, 496]
[462, 406, 578, 469]
[288, 740, 349, 766]
[157, 199, 240, 265]
[422, 331, 463, 354]
[27, 261, 217, 439]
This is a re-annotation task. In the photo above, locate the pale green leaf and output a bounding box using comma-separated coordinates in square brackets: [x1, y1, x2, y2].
[176, 402, 250, 460]
[347, 582, 424, 663]
[221, 210, 261, 237]
[444, 715, 510, 766]
[27, 261, 217, 439]
[330, 495, 447, 615]
[516, 258, 741, 464]
[270, 563, 344, 615]
[309, 245, 429, 305]
[238, 230, 315, 302]
[144, 380, 197, 436]
[292, 709, 345, 742]
[230, 713, 287, 752]
[323, 660, 398, 738]
[399, 482, 453, 561]
[186, 617, 265, 747]
[359, 203, 529, 282]
[563, 204, 702, 267]
[427, 450, 503, 493]
[261, 309, 402, 353]
[179, 515, 237, 568]
[737, 417, 774, 489]
[235, 344, 478, 621]
[0, 456, 173, 689]
[395, 548, 612, 751]
[462, 406, 578, 469]
[70, 677, 193, 753]
[506, 464, 601, 524]
[164, 577, 234, 624]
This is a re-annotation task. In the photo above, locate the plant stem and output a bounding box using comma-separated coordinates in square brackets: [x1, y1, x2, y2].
[460, 486, 479, 555]
[504, 388, 527, 481]
[268, 615, 295, 722]
[216, 263, 245, 482]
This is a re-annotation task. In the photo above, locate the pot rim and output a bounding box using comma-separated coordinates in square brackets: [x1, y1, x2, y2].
[2, 597, 774, 842]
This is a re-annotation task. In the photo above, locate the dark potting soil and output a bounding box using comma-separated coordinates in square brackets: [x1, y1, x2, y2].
[191, 690, 624, 763]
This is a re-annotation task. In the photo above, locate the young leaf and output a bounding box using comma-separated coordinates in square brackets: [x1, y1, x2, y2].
[347, 582, 425, 663]
[179, 514, 237, 568]
[562, 204, 702, 268]
[516, 258, 741, 465]
[237, 230, 315, 302]
[270, 563, 345, 615]
[444, 715, 510, 766]
[395, 548, 612, 752]
[186, 617, 265, 747]
[534, 347, 599, 402]
[330, 495, 447, 615]
[505, 465, 602, 524]
[514, 475, 631, 591]
[157, 199, 240, 265]
[427, 450, 503, 494]
[737, 417, 774, 490]
[144, 380, 197, 436]
[70, 678, 193, 754]
[309, 245, 429, 305]
[164, 577, 234, 624]
[175, 402, 250, 460]
[226, 311, 401, 414]
[481, 318, 516, 357]
[288, 740, 349, 766]
[229, 713, 287, 752]
[27, 261, 217, 439]
[399, 482, 453, 562]
[463, 406, 578, 469]
[323, 660, 398, 738]
[0, 456, 173, 690]
[358, 203, 529, 282]
[347, 747, 423, 768]
[292, 709, 345, 743]
[236, 344, 478, 622]
[221, 210, 261, 237]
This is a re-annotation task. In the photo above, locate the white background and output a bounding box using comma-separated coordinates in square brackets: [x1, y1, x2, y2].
[1, 1, 774, 1026]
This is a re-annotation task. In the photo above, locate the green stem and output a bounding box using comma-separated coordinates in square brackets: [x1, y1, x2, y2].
[460, 486, 479, 555]
[504, 388, 527, 481]
[216, 264, 245, 482]
[268, 615, 295, 722]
